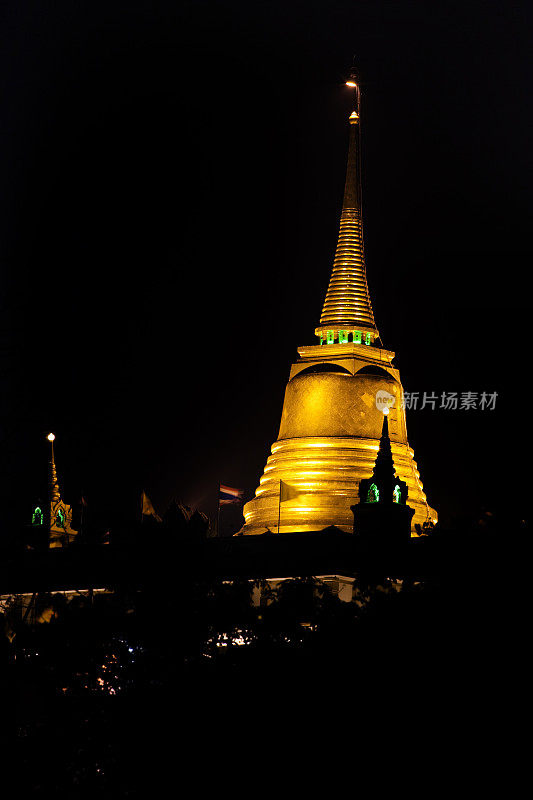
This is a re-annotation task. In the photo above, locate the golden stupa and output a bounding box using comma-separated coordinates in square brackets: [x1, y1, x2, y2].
[239, 74, 436, 535]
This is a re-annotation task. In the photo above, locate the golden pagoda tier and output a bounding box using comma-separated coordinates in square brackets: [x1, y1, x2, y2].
[239, 341, 436, 534]
[238, 72, 436, 535]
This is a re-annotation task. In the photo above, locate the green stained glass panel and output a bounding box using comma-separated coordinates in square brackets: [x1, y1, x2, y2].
[366, 483, 379, 503]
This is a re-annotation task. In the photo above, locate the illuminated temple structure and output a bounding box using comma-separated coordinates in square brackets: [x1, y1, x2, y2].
[239, 72, 437, 535]
[31, 434, 78, 548]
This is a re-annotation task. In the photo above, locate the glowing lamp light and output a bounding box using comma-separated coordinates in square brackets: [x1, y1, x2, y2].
[382, 407, 389, 416]
[345, 79, 357, 87]
[47, 433, 56, 442]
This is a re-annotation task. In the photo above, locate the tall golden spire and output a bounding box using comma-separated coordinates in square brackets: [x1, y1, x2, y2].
[315, 69, 378, 346]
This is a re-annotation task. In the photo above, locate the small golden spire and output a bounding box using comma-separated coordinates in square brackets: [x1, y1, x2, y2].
[47, 433, 61, 504]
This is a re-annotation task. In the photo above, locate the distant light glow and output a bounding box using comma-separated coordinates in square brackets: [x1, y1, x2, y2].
[47, 433, 55, 442]
[383, 406, 389, 416]
[346, 80, 357, 87]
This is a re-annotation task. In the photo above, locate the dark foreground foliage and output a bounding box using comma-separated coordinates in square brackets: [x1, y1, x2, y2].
[0, 511, 526, 793]
[2, 546, 525, 796]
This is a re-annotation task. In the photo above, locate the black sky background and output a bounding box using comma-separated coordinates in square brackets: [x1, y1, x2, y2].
[1, 0, 531, 534]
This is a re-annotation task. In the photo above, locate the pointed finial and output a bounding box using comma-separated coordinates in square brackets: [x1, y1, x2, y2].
[47, 432, 61, 503]
[345, 64, 360, 121]
[373, 408, 394, 480]
[345, 56, 359, 87]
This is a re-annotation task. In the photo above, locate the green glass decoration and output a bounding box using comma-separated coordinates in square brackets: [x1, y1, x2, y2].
[366, 483, 379, 503]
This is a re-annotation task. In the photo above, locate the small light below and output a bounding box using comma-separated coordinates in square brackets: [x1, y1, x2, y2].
[47, 433, 55, 442]
[346, 80, 357, 87]
[383, 407, 390, 416]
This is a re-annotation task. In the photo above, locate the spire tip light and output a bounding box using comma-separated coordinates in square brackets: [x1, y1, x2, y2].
[47, 432, 55, 442]
[345, 68, 358, 88]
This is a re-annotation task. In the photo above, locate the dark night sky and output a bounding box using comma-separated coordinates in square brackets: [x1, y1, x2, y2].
[1, 0, 531, 533]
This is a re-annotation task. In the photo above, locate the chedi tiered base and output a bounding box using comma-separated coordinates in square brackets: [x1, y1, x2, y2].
[239, 361, 436, 534]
